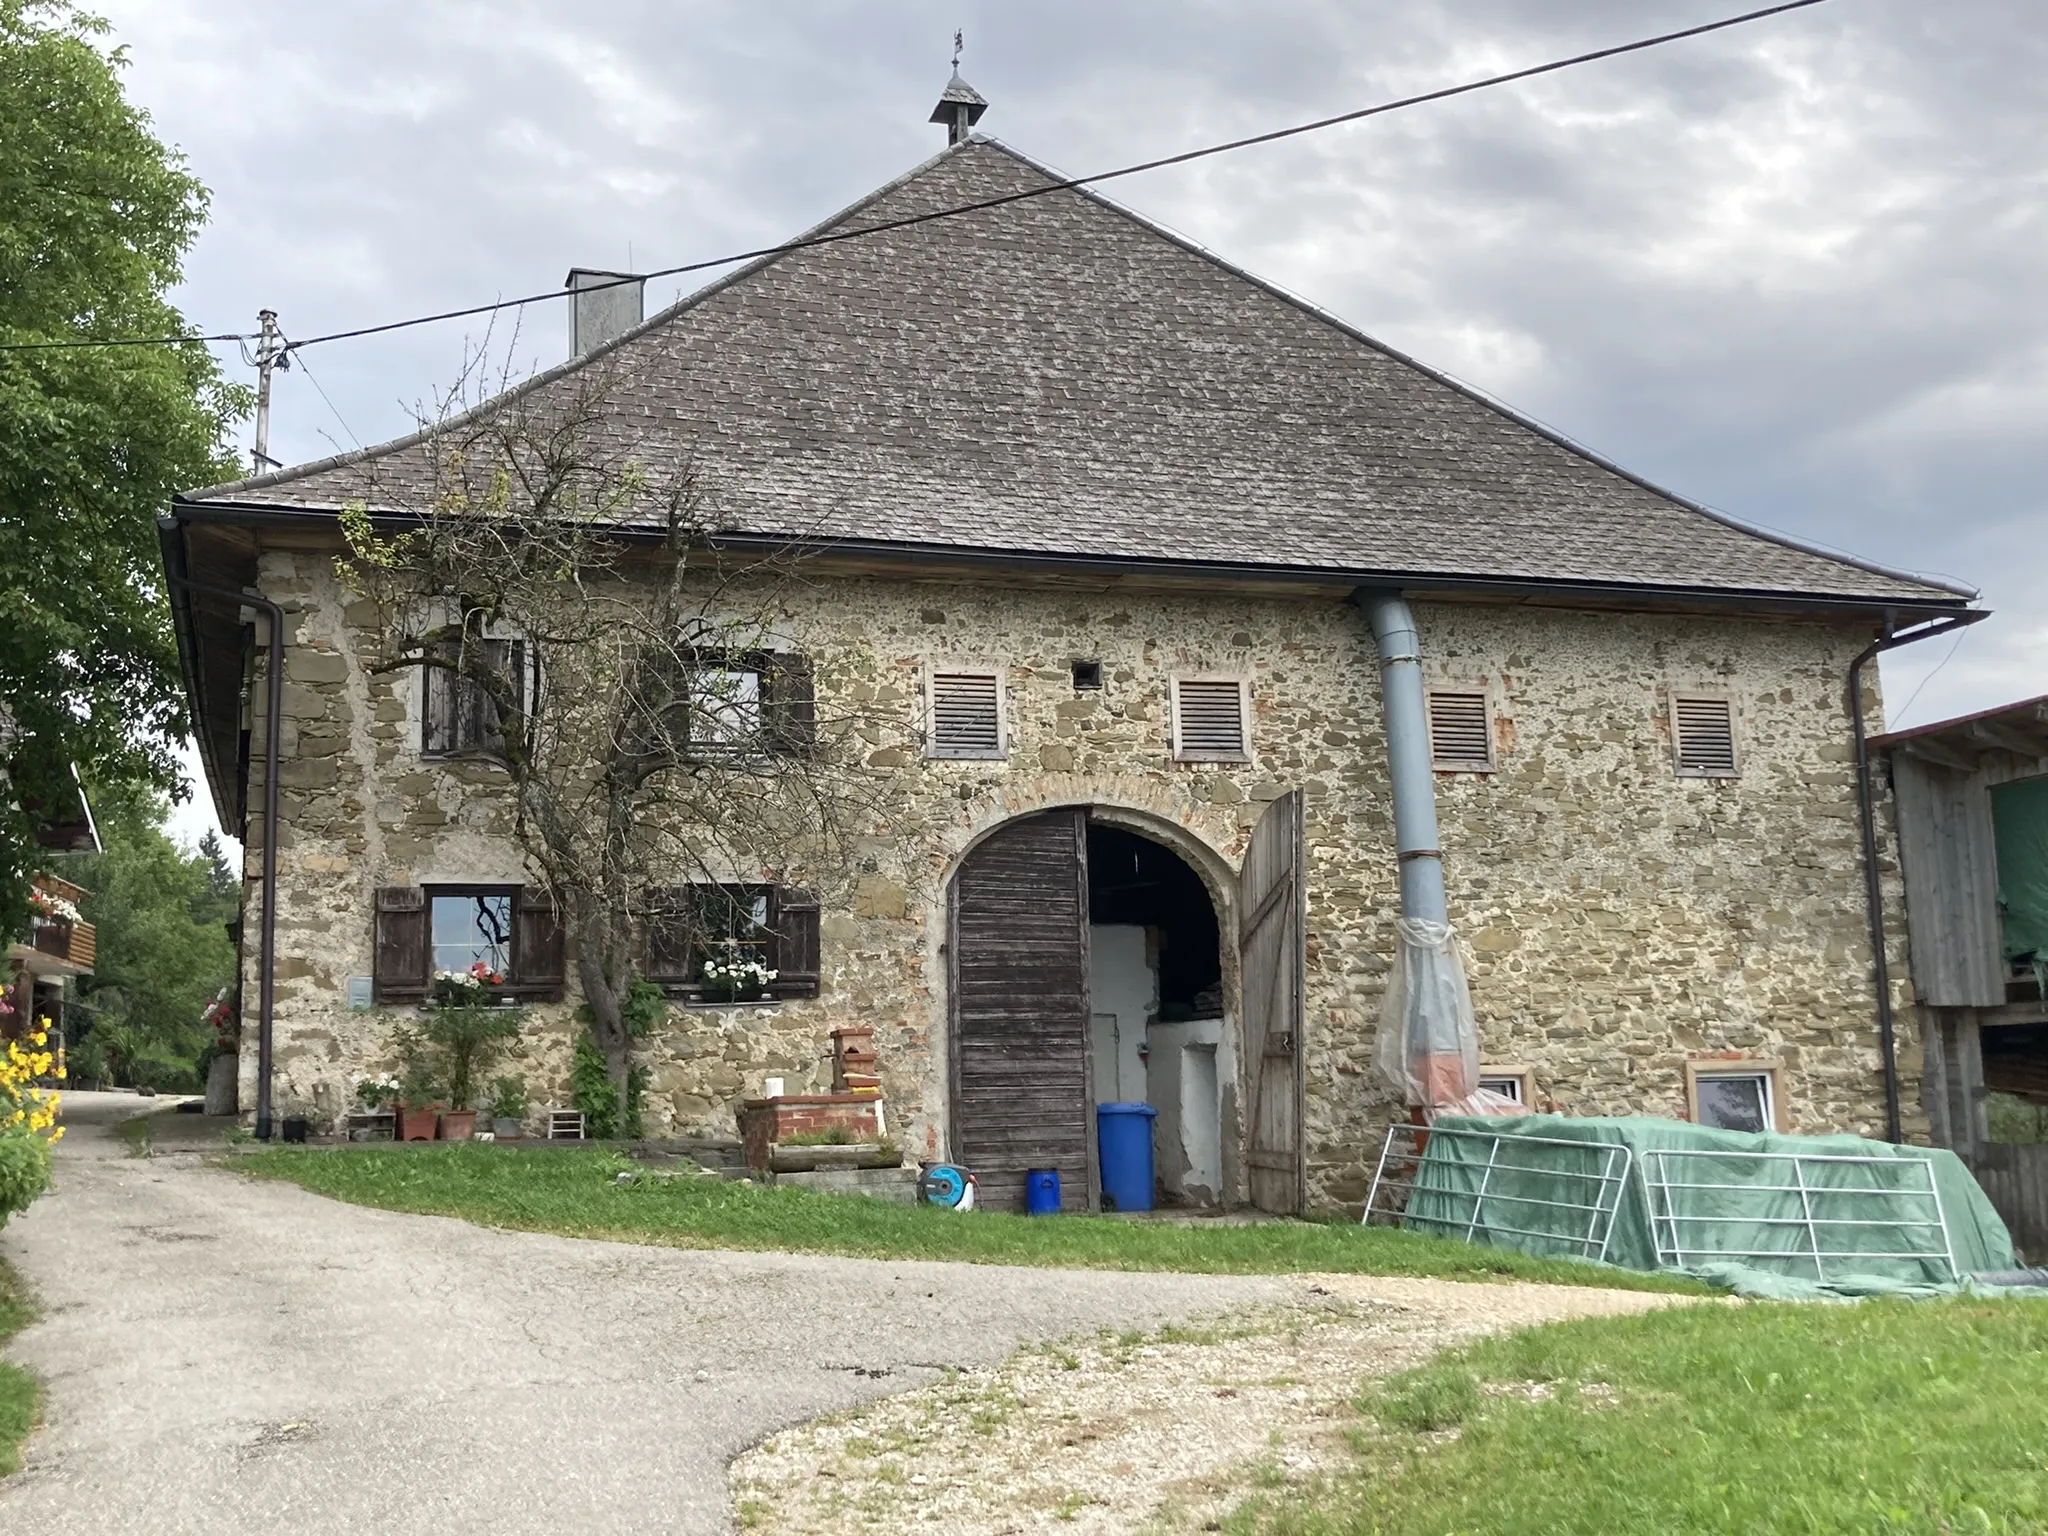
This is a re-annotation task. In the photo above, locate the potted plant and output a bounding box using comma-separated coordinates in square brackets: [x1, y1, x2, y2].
[347, 1072, 399, 1140]
[432, 961, 503, 1008]
[701, 952, 777, 1005]
[424, 996, 523, 1139]
[394, 1056, 443, 1141]
[278, 1098, 313, 1144]
[486, 1076, 528, 1140]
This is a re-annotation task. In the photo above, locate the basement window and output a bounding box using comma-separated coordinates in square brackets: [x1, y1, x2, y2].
[1688, 1062, 1782, 1133]
[1171, 676, 1251, 763]
[1427, 689, 1494, 772]
[1071, 659, 1104, 691]
[1672, 693, 1740, 778]
[926, 668, 1006, 759]
[1478, 1068, 1533, 1106]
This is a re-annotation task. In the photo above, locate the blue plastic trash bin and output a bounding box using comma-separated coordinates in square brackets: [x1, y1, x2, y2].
[1096, 1102, 1158, 1213]
[1026, 1167, 1062, 1215]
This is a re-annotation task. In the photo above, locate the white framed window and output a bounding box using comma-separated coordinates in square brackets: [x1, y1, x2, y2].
[685, 663, 764, 750]
[1171, 676, 1251, 763]
[925, 667, 1006, 760]
[1427, 688, 1495, 772]
[1686, 1061, 1782, 1133]
[1477, 1067, 1533, 1106]
[1671, 692, 1740, 778]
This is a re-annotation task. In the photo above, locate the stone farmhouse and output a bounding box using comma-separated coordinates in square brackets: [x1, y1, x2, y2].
[159, 91, 1981, 1214]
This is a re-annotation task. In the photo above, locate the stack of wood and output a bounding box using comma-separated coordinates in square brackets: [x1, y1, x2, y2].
[830, 1026, 880, 1095]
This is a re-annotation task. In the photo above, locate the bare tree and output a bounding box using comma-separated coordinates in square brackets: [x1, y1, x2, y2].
[337, 360, 894, 1103]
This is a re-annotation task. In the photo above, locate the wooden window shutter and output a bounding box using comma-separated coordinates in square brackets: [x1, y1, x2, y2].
[643, 887, 694, 983]
[1673, 694, 1739, 778]
[515, 886, 566, 1000]
[1427, 690, 1493, 771]
[424, 637, 522, 755]
[763, 653, 816, 757]
[372, 887, 429, 1002]
[423, 648, 461, 755]
[929, 670, 1004, 758]
[771, 888, 821, 999]
[1173, 678, 1249, 761]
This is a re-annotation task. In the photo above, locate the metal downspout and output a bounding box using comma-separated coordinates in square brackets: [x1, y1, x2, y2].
[1848, 612, 1984, 1144]
[163, 570, 284, 1143]
[1355, 592, 1447, 924]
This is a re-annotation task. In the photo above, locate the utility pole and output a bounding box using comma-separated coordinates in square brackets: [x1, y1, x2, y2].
[249, 309, 288, 473]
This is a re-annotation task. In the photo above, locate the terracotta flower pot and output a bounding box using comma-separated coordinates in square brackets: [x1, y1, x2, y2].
[439, 1109, 478, 1141]
[397, 1104, 440, 1142]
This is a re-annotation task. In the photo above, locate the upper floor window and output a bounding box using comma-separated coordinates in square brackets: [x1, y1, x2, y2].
[926, 668, 1006, 759]
[671, 650, 814, 758]
[1671, 692, 1740, 778]
[687, 662, 764, 750]
[423, 636, 526, 757]
[1171, 676, 1251, 762]
[1427, 689, 1494, 772]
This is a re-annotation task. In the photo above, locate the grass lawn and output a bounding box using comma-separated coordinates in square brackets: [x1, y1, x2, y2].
[0, 1256, 37, 1478]
[240, 1143, 1704, 1292]
[1226, 1296, 2048, 1535]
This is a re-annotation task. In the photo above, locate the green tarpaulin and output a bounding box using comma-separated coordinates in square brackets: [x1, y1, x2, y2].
[1993, 776, 2048, 974]
[1404, 1114, 2017, 1299]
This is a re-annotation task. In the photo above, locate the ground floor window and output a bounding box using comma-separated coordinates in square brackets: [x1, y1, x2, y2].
[431, 889, 516, 980]
[1687, 1060, 1782, 1133]
[644, 883, 821, 1002]
[372, 884, 565, 1002]
[1478, 1067, 1534, 1106]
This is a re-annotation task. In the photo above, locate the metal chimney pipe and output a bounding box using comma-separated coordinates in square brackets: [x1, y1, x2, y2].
[1356, 592, 1448, 924]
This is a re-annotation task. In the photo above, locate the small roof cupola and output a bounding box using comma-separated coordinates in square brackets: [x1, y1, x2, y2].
[929, 33, 987, 144]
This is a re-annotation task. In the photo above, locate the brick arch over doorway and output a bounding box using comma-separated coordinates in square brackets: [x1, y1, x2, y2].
[942, 798, 1305, 1215]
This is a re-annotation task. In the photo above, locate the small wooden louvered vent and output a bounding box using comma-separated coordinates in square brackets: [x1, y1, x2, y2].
[1173, 678, 1250, 761]
[1427, 691, 1493, 771]
[1673, 694, 1739, 777]
[929, 670, 1004, 758]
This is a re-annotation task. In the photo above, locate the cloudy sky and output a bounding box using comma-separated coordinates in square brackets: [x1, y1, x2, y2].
[92, 0, 2042, 848]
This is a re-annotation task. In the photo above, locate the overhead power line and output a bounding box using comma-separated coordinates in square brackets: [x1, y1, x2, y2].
[0, 0, 1830, 358]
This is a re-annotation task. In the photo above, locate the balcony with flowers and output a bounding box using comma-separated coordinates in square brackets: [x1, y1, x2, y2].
[10, 873, 96, 977]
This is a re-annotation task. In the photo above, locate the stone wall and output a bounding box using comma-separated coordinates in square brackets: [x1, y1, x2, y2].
[238, 537, 1911, 1211]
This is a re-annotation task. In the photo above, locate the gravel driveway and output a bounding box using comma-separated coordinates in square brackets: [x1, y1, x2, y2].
[0, 1094, 1288, 1535]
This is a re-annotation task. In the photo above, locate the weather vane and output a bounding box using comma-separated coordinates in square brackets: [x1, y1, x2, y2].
[952, 29, 963, 72]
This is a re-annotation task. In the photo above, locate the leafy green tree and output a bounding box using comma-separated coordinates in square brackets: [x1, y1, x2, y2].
[0, 0, 248, 927]
[67, 783, 238, 1090]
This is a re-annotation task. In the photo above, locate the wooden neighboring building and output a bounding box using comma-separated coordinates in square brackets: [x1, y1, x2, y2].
[1876, 696, 2048, 1252]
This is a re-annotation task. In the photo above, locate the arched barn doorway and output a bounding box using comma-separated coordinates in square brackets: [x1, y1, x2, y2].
[946, 799, 1304, 1215]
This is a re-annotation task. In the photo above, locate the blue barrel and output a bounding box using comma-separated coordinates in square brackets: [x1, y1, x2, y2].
[1025, 1167, 1062, 1215]
[1096, 1102, 1158, 1213]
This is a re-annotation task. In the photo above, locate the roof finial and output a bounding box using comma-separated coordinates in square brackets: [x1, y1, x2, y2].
[930, 35, 988, 145]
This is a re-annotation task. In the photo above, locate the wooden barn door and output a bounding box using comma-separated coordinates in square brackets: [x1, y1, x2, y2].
[1239, 791, 1306, 1213]
[949, 809, 1096, 1213]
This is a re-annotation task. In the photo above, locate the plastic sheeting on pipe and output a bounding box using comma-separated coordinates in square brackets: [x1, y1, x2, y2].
[1374, 916, 1480, 1107]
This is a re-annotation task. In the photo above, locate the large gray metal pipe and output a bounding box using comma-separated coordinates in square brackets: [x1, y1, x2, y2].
[1356, 592, 1447, 923]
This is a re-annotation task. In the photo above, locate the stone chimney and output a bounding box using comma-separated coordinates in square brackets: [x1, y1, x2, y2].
[564, 268, 645, 356]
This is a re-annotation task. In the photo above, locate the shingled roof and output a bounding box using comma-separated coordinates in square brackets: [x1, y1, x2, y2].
[179, 137, 1972, 611]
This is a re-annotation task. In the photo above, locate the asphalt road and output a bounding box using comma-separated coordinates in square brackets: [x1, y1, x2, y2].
[0, 1093, 1283, 1534]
